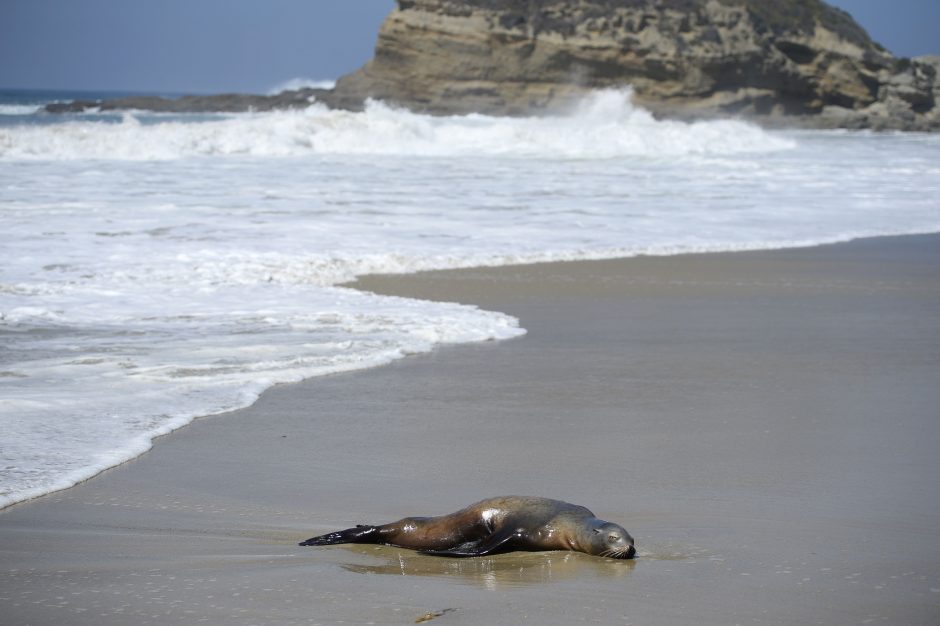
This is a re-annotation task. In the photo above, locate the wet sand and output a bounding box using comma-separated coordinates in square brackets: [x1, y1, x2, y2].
[1, 234, 939, 625]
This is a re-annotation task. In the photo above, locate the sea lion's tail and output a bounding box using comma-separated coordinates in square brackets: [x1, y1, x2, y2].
[299, 524, 379, 546]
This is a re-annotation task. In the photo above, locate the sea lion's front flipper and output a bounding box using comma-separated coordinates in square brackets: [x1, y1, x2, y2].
[299, 524, 379, 546]
[419, 528, 521, 557]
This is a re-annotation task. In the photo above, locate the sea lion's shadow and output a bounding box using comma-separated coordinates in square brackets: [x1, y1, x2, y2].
[338, 545, 636, 588]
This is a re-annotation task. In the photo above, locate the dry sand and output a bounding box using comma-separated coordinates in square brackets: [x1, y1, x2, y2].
[1, 234, 939, 625]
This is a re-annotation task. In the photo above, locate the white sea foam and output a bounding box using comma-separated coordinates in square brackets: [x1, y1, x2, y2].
[0, 104, 43, 115]
[266, 78, 337, 95]
[1, 89, 939, 508]
[1, 284, 522, 509]
[0, 89, 793, 161]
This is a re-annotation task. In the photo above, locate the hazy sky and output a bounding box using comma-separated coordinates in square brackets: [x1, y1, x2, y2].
[0, 0, 936, 94]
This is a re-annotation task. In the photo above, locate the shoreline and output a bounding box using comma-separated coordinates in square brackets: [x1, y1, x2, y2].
[4, 230, 937, 514]
[1, 233, 938, 624]
[7, 228, 936, 515]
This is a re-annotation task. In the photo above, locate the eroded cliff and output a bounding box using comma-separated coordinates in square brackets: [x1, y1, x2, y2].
[330, 0, 939, 130]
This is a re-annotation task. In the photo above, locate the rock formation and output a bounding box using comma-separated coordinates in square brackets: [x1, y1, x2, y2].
[45, 0, 938, 130]
[43, 89, 332, 115]
[330, 0, 939, 130]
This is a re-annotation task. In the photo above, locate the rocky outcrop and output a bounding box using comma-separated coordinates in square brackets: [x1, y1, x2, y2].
[43, 89, 334, 114]
[329, 0, 939, 130]
[44, 0, 937, 130]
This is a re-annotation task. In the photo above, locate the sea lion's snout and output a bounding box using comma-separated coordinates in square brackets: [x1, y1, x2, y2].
[612, 539, 636, 559]
[592, 522, 636, 558]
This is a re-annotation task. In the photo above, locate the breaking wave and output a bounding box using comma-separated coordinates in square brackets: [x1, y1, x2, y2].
[0, 89, 794, 161]
[266, 77, 337, 95]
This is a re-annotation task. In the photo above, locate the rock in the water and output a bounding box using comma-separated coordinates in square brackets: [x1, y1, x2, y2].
[44, 0, 937, 130]
[43, 89, 338, 115]
[329, 0, 938, 130]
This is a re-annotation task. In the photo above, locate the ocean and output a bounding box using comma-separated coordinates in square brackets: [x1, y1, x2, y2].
[1, 87, 938, 509]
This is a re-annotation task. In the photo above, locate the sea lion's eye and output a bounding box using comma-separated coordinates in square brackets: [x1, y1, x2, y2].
[608, 534, 620, 542]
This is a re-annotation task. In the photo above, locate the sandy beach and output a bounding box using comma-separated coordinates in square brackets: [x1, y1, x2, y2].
[1, 234, 939, 625]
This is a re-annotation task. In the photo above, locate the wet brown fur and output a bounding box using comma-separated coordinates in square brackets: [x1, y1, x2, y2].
[299, 496, 635, 559]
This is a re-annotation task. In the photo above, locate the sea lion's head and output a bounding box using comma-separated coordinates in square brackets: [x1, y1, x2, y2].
[587, 521, 636, 559]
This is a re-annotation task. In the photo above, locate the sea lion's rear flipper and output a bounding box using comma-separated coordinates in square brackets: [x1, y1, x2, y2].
[299, 524, 379, 546]
[419, 528, 521, 557]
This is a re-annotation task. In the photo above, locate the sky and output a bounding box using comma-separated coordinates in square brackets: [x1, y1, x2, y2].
[0, 0, 936, 94]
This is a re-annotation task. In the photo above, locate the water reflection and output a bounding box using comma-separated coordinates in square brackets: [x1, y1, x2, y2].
[338, 546, 636, 589]
[636, 541, 714, 562]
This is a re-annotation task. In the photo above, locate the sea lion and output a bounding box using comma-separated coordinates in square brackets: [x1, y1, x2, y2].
[299, 496, 636, 559]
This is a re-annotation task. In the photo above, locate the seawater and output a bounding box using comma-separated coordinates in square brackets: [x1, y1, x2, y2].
[1, 88, 939, 509]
